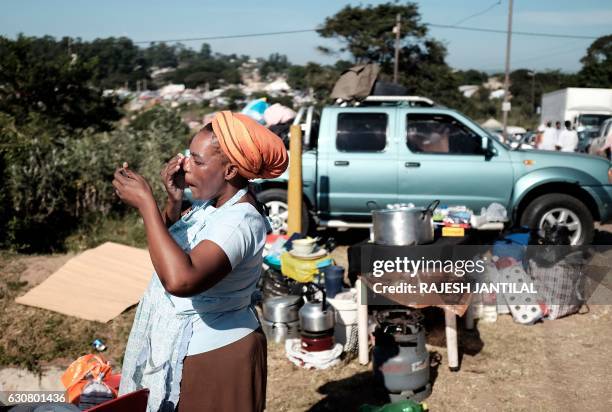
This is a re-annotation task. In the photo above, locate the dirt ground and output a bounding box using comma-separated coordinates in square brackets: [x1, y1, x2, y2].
[1, 228, 612, 411]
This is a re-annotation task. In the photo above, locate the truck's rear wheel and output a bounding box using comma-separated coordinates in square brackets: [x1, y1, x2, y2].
[257, 188, 310, 235]
[519, 193, 594, 245]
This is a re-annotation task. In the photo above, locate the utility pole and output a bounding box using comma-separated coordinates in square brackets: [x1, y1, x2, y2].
[501, 0, 514, 142]
[530, 70, 536, 114]
[393, 13, 401, 83]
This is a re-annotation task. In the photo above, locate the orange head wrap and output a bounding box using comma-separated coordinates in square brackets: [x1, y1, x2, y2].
[210, 111, 289, 179]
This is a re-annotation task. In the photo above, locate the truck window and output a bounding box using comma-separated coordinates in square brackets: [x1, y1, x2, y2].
[406, 113, 485, 155]
[578, 114, 610, 129]
[336, 113, 387, 152]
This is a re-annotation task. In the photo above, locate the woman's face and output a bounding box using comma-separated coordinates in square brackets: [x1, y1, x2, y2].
[183, 130, 228, 200]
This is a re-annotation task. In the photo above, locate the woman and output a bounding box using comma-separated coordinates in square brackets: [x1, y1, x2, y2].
[112, 111, 288, 412]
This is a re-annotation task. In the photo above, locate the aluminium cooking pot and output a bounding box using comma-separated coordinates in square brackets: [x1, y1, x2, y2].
[370, 200, 439, 246]
[262, 295, 302, 323]
[261, 318, 300, 343]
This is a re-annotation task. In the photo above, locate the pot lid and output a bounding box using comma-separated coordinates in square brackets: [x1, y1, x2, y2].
[372, 206, 424, 214]
[263, 295, 302, 308]
[372, 200, 439, 215]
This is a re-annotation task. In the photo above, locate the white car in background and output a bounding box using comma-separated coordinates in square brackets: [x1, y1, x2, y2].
[588, 117, 612, 158]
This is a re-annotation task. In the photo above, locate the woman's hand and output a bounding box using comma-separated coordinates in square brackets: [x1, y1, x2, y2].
[113, 164, 156, 212]
[161, 154, 186, 204]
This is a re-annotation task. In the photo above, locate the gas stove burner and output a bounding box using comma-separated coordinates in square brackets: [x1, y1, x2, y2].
[374, 309, 425, 339]
[375, 309, 423, 326]
[300, 334, 335, 352]
[300, 328, 334, 339]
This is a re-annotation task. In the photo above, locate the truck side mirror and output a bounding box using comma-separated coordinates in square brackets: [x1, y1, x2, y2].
[483, 137, 497, 158]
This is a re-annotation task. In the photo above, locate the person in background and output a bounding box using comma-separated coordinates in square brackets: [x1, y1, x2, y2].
[556, 120, 578, 152]
[537, 121, 557, 150]
[534, 125, 544, 148]
[554, 121, 562, 142]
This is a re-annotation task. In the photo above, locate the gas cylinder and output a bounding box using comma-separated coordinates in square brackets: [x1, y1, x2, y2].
[372, 310, 431, 402]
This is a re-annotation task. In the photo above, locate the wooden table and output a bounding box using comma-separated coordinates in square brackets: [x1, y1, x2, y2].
[348, 233, 494, 371]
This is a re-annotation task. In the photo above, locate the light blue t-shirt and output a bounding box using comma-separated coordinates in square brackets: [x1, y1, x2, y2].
[168, 202, 267, 356]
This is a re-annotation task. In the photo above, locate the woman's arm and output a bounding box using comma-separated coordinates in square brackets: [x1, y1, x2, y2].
[113, 168, 232, 297]
[139, 199, 232, 296]
[161, 198, 182, 227]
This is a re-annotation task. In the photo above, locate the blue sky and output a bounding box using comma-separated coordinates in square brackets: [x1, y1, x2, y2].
[1, 0, 610, 73]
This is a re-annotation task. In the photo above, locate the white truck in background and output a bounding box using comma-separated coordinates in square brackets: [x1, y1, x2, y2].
[541, 88, 612, 151]
[541, 88, 612, 127]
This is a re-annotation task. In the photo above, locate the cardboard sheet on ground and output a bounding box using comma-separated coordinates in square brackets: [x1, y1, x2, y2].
[15, 242, 153, 323]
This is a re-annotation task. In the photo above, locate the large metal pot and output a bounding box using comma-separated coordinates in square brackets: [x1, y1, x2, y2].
[371, 200, 439, 246]
[262, 295, 302, 323]
[261, 319, 300, 343]
[299, 284, 335, 333]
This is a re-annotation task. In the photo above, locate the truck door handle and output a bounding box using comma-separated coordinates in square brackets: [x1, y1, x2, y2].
[404, 162, 421, 168]
[334, 160, 350, 166]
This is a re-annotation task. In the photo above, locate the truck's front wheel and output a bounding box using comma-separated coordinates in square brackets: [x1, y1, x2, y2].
[520, 193, 594, 245]
[257, 188, 310, 235]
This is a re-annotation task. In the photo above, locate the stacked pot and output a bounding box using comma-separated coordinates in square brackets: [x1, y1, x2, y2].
[261, 295, 302, 343]
[261, 268, 300, 300]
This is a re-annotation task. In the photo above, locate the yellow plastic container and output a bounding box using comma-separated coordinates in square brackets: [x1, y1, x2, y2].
[280, 251, 333, 283]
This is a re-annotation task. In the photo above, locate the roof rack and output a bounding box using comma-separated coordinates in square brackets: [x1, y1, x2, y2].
[363, 95, 435, 106]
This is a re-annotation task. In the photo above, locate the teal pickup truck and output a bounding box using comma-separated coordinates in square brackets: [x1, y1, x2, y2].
[253, 96, 612, 245]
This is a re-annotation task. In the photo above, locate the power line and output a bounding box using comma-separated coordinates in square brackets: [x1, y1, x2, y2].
[478, 39, 588, 70]
[513, 45, 587, 65]
[453, 0, 501, 26]
[132, 29, 316, 44]
[480, 45, 589, 72]
[131, 24, 600, 45]
[427, 23, 598, 40]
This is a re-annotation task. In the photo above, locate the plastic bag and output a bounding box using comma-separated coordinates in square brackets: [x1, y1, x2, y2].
[484, 202, 508, 222]
[61, 354, 117, 404]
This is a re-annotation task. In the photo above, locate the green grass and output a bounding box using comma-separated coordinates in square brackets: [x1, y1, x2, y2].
[0, 217, 141, 373]
[64, 213, 148, 251]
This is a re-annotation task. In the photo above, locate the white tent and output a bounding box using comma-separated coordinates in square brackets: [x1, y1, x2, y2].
[264, 78, 291, 93]
[481, 118, 503, 130]
[489, 89, 506, 100]
[458, 85, 479, 98]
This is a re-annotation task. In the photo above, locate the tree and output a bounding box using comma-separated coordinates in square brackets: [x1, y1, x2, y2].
[0, 35, 121, 131]
[175, 43, 198, 65]
[169, 57, 241, 89]
[287, 65, 307, 90]
[456, 69, 488, 85]
[577, 34, 612, 88]
[395, 39, 464, 107]
[77, 37, 149, 89]
[199, 43, 212, 60]
[221, 88, 246, 110]
[317, 2, 427, 72]
[144, 42, 179, 68]
[286, 62, 341, 101]
[260, 53, 291, 78]
[316, 2, 463, 106]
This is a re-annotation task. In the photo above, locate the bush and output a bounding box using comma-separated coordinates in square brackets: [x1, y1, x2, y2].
[0, 107, 190, 252]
